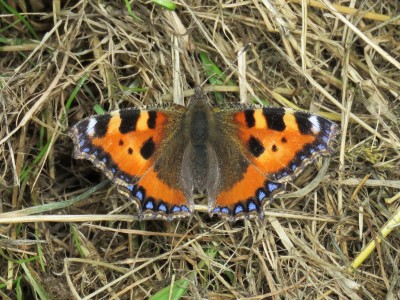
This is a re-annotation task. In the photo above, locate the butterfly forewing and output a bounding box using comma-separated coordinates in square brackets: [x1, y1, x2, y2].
[69, 104, 194, 220]
[208, 106, 339, 220]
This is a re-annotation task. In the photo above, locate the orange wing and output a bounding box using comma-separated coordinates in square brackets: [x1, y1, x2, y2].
[211, 107, 339, 221]
[69, 105, 191, 220]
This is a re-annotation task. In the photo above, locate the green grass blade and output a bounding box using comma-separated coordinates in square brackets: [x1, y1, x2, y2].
[0, 0, 38, 39]
[21, 263, 48, 299]
[199, 52, 236, 105]
[149, 277, 189, 300]
[65, 75, 88, 113]
[19, 141, 50, 182]
[93, 104, 106, 114]
[152, 0, 177, 11]
[124, 0, 143, 21]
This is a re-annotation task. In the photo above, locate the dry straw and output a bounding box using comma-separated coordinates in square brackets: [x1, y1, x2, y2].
[1, 0, 399, 299]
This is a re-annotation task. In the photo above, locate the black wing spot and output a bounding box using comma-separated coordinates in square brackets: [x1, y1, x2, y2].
[147, 111, 157, 129]
[294, 111, 313, 135]
[263, 108, 286, 131]
[244, 110, 255, 128]
[128, 147, 133, 155]
[140, 138, 155, 160]
[93, 115, 111, 138]
[119, 139, 124, 146]
[272, 144, 278, 152]
[281, 137, 287, 143]
[119, 110, 140, 134]
[248, 136, 265, 157]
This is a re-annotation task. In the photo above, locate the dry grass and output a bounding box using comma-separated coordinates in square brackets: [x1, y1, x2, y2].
[1, 0, 400, 299]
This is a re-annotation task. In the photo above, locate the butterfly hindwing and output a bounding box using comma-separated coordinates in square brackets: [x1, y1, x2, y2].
[69, 104, 193, 220]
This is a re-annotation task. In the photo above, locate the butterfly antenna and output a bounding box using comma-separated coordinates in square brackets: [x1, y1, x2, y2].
[193, 85, 206, 101]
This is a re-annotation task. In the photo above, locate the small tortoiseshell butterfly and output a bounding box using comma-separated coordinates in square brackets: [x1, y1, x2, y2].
[69, 92, 339, 221]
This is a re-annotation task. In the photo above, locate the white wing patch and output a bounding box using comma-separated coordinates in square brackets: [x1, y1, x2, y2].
[309, 115, 321, 134]
[86, 119, 98, 136]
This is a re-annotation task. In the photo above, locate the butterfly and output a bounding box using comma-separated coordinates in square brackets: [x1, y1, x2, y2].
[69, 92, 339, 221]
